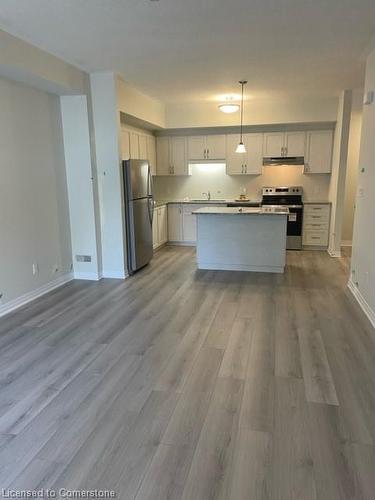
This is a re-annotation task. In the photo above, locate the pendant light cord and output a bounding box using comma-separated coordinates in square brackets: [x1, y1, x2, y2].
[239, 80, 247, 143]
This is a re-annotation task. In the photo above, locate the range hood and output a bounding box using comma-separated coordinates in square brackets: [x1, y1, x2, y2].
[263, 156, 304, 166]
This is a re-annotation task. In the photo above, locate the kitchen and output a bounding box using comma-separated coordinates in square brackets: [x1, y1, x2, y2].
[121, 120, 338, 273]
[1, 1, 375, 497]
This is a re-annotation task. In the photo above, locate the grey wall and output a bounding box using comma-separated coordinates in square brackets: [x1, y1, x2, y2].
[0, 75, 72, 307]
[351, 47, 375, 321]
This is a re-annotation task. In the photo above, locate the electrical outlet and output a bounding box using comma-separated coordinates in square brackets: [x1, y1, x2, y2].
[32, 263, 39, 275]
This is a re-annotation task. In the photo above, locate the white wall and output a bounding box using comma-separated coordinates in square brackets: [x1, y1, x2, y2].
[342, 89, 363, 244]
[351, 48, 375, 323]
[0, 76, 72, 309]
[0, 28, 86, 95]
[154, 164, 330, 202]
[116, 76, 165, 128]
[328, 90, 352, 257]
[60, 95, 101, 280]
[165, 96, 339, 128]
[90, 72, 126, 278]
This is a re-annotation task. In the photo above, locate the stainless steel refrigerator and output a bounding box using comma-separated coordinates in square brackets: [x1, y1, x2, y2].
[123, 159, 154, 274]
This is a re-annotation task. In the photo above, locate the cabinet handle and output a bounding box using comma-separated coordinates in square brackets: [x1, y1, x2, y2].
[207, 148, 209, 159]
[203, 148, 206, 159]
[245, 164, 247, 173]
[241, 164, 243, 174]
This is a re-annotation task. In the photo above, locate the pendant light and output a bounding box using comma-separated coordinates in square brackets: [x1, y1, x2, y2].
[218, 97, 240, 114]
[235, 80, 247, 153]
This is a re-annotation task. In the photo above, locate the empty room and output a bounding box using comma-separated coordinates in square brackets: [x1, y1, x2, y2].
[1, 1, 375, 498]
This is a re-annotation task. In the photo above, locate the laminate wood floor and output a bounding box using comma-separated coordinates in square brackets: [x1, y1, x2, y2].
[1, 246, 375, 499]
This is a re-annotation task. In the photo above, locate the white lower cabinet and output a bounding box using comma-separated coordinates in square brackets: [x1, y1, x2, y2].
[182, 204, 207, 243]
[302, 204, 331, 247]
[153, 205, 168, 249]
[167, 204, 183, 242]
[168, 203, 223, 244]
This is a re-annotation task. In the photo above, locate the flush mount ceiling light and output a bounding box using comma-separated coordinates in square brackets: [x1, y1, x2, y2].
[235, 80, 248, 154]
[218, 98, 240, 114]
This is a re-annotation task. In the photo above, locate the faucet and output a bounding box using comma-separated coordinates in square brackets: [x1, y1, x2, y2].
[202, 190, 211, 201]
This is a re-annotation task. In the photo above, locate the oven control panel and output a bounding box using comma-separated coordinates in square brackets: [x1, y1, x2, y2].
[262, 186, 303, 196]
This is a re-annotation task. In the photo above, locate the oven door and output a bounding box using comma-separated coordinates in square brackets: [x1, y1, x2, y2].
[286, 205, 303, 250]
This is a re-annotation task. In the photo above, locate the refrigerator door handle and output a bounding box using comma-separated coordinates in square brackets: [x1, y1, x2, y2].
[147, 166, 155, 226]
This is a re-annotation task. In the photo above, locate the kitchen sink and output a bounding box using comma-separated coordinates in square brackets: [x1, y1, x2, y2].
[189, 199, 226, 202]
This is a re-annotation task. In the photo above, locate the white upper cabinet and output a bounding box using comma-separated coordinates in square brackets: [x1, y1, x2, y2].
[187, 135, 226, 160]
[263, 131, 305, 157]
[284, 131, 306, 156]
[120, 129, 131, 160]
[156, 136, 189, 175]
[139, 135, 148, 160]
[170, 136, 188, 175]
[187, 136, 206, 160]
[245, 133, 263, 174]
[156, 136, 170, 175]
[226, 133, 263, 175]
[226, 134, 245, 174]
[129, 132, 140, 159]
[305, 130, 333, 173]
[147, 135, 157, 175]
[205, 135, 226, 160]
[263, 132, 285, 157]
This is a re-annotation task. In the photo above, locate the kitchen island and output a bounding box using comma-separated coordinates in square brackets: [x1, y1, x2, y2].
[193, 206, 289, 273]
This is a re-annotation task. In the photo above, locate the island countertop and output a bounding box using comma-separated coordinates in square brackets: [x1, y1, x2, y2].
[193, 206, 289, 215]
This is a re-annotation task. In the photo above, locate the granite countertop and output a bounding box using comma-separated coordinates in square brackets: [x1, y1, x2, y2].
[303, 200, 331, 204]
[193, 206, 289, 215]
[155, 198, 261, 206]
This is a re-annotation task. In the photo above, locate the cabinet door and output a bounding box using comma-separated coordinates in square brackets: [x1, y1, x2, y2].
[263, 132, 284, 157]
[152, 208, 159, 249]
[156, 136, 170, 175]
[187, 136, 206, 160]
[170, 137, 187, 175]
[120, 129, 131, 160]
[168, 204, 183, 241]
[139, 135, 148, 160]
[129, 132, 140, 159]
[226, 134, 247, 175]
[158, 205, 168, 244]
[305, 130, 333, 173]
[285, 132, 306, 156]
[206, 135, 226, 160]
[147, 135, 157, 175]
[244, 133, 263, 174]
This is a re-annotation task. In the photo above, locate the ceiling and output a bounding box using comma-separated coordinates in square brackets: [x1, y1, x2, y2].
[0, 0, 375, 103]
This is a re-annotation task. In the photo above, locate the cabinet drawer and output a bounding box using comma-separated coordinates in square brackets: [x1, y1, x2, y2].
[304, 212, 330, 224]
[304, 222, 329, 231]
[304, 204, 330, 215]
[303, 231, 329, 246]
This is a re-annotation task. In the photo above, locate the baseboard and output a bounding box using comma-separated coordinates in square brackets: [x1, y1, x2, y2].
[102, 269, 127, 279]
[167, 241, 196, 247]
[0, 273, 73, 318]
[74, 271, 101, 281]
[327, 248, 342, 258]
[341, 240, 352, 247]
[347, 279, 375, 329]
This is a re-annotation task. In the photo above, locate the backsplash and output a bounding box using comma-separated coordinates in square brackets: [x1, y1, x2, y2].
[153, 163, 331, 201]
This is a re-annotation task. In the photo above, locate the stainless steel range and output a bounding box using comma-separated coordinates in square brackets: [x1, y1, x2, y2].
[262, 186, 303, 250]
